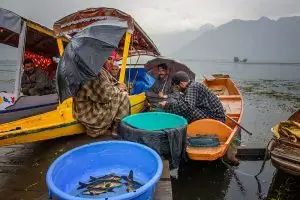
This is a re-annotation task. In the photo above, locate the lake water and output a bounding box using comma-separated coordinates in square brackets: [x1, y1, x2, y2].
[185, 61, 300, 147]
[0, 60, 299, 199]
[173, 60, 300, 200]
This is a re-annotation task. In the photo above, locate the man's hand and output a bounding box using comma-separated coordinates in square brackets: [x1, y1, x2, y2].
[118, 83, 127, 91]
[159, 101, 167, 108]
[158, 91, 168, 99]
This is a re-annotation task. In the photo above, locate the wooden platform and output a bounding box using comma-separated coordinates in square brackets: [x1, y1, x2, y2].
[0, 134, 173, 199]
[155, 160, 173, 200]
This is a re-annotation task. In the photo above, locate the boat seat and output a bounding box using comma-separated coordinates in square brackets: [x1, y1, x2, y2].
[186, 119, 233, 161]
[187, 119, 233, 142]
[218, 95, 241, 99]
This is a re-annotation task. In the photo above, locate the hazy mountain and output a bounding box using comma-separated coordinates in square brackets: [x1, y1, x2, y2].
[150, 24, 215, 56]
[172, 16, 300, 63]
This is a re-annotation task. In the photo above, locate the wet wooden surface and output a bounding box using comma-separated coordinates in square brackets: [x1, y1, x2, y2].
[154, 160, 172, 200]
[0, 134, 173, 200]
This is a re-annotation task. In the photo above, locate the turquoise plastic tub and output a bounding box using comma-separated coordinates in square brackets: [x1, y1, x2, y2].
[122, 112, 188, 131]
[46, 141, 163, 200]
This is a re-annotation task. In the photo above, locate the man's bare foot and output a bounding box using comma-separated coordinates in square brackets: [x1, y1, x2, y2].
[111, 131, 121, 139]
[226, 156, 240, 166]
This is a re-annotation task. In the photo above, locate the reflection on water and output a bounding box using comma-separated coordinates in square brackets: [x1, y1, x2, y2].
[172, 160, 231, 200]
[172, 159, 278, 200]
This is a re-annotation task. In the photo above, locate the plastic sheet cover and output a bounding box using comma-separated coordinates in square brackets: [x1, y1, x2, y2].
[0, 8, 22, 34]
[56, 19, 128, 102]
[118, 121, 187, 169]
[125, 68, 155, 95]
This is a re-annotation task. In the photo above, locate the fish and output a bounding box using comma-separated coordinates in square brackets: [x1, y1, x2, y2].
[77, 180, 121, 190]
[125, 182, 136, 193]
[82, 187, 114, 196]
[77, 170, 143, 195]
[121, 170, 134, 182]
[89, 174, 121, 182]
[121, 170, 143, 192]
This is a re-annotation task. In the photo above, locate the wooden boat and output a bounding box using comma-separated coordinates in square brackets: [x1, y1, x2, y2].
[0, 7, 160, 146]
[186, 75, 243, 161]
[267, 110, 300, 176]
[0, 8, 69, 124]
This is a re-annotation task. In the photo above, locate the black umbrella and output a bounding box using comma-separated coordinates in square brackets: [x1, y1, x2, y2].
[56, 20, 128, 102]
[144, 56, 196, 80]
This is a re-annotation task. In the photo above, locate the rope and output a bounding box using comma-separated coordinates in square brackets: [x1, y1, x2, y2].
[255, 139, 272, 177]
[130, 55, 141, 94]
[220, 138, 272, 178]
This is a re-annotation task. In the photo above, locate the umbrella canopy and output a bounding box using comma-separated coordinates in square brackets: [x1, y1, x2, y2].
[144, 57, 195, 80]
[56, 19, 128, 102]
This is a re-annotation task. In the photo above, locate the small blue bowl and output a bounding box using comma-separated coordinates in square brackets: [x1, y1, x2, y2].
[46, 141, 163, 200]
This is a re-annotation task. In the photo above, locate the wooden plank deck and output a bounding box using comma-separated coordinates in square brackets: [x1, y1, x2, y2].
[155, 160, 173, 200]
[0, 134, 172, 199]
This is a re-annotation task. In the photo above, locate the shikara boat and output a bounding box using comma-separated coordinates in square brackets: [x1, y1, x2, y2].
[186, 75, 243, 161]
[0, 7, 160, 146]
[267, 110, 300, 176]
[0, 8, 69, 124]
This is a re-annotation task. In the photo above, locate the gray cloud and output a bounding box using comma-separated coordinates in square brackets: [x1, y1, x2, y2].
[1, 0, 300, 34]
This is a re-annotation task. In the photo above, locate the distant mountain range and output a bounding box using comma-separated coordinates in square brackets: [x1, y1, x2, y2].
[152, 16, 300, 63]
[150, 24, 215, 56]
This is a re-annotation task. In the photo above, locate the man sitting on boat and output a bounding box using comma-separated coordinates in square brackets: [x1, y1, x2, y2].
[21, 59, 55, 96]
[159, 71, 226, 123]
[145, 63, 176, 110]
[159, 71, 240, 165]
[72, 56, 130, 138]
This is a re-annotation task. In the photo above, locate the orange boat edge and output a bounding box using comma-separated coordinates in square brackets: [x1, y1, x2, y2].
[186, 75, 244, 161]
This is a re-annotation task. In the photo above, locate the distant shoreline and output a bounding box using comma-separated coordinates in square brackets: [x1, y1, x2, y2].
[176, 59, 300, 65]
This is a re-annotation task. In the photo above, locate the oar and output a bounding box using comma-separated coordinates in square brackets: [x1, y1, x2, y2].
[225, 114, 253, 136]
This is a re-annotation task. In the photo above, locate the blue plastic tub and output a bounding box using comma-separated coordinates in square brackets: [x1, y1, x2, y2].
[122, 112, 188, 131]
[46, 141, 163, 200]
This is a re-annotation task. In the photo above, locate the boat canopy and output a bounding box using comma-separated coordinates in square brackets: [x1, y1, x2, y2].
[0, 8, 69, 106]
[0, 8, 68, 58]
[53, 7, 160, 58]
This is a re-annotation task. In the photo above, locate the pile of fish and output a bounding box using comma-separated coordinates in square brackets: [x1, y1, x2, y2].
[76, 170, 143, 196]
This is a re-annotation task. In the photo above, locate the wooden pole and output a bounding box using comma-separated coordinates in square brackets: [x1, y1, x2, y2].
[226, 114, 253, 136]
[56, 37, 64, 56]
[119, 32, 132, 83]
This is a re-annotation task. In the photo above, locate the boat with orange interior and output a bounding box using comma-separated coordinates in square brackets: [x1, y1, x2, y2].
[186, 74, 243, 161]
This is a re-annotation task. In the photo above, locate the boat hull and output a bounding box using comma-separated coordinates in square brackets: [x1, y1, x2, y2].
[268, 111, 300, 176]
[268, 138, 300, 176]
[0, 93, 146, 146]
[186, 76, 243, 161]
[0, 94, 58, 124]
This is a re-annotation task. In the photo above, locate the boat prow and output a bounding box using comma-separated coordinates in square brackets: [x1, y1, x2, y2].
[186, 76, 243, 161]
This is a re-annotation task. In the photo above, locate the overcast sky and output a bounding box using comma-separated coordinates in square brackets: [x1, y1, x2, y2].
[1, 0, 300, 34]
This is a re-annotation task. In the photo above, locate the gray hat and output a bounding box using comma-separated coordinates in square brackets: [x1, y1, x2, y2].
[171, 71, 190, 85]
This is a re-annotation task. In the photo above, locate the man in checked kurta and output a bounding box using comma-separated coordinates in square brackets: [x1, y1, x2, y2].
[73, 55, 130, 138]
